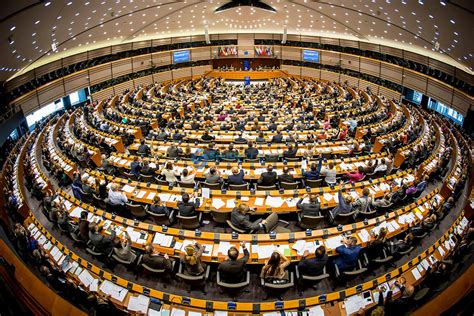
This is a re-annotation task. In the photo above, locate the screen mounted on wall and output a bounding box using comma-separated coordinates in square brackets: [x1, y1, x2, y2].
[173, 50, 190, 63]
[302, 50, 319, 63]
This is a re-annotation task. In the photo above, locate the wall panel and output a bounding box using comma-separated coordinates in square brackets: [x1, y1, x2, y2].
[282, 47, 301, 61]
[152, 52, 172, 66]
[451, 91, 472, 116]
[341, 54, 359, 72]
[14, 92, 39, 115]
[92, 87, 114, 103]
[192, 47, 211, 61]
[88, 63, 112, 84]
[281, 65, 301, 76]
[88, 47, 112, 60]
[320, 70, 340, 82]
[132, 55, 152, 73]
[321, 51, 340, 66]
[191, 65, 212, 77]
[403, 71, 427, 93]
[172, 68, 192, 79]
[64, 72, 89, 95]
[37, 80, 64, 105]
[153, 71, 173, 83]
[134, 75, 153, 88]
[427, 78, 454, 106]
[380, 63, 403, 84]
[301, 67, 320, 79]
[359, 58, 380, 77]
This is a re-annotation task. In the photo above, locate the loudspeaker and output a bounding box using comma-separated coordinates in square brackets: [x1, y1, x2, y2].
[281, 25, 287, 44]
[204, 24, 210, 44]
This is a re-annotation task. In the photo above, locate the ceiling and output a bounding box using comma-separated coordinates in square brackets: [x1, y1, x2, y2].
[1, 0, 473, 82]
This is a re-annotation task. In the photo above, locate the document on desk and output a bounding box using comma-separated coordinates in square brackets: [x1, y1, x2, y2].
[218, 241, 232, 254]
[412, 267, 422, 281]
[127, 295, 150, 313]
[78, 269, 94, 288]
[323, 193, 333, 202]
[212, 198, 225, 210]
[307, 304, 325, 316]
[170, 308, 186, 316]
[69, 207, 84, 218]
[122, 184, 135, 193]
[99, 280, 128, 302]
[324, 235, 343, 250]
[265, 196, 284, 208]
[292, 240, 306, 255]
[90, 278, 99, 292]
[158, 193, 171, 202]
[226, 199, 236, 208]
[345, 294, 366, 315]
[254, 197, 264, 206]
[285, 198, 298, 208]
[257, 245, 275, 259]
[146, 192, 156, 200]
[136, 190, 147, 199]
[358, 229, 371, 243]
[201, 187, 210, 199]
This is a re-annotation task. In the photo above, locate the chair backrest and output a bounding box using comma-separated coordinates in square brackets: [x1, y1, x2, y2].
[140, 174, 155, 183]
[257, 184, 277, 191]
[280, 181, 298, 190]
[335, 211, 355, 224]
[146, 209, 170, 225]
[176, 214, 200, 229]
[263, 213, 279, 232]
[155, 178, 169, 186]
[203, 182, 222, 190]
[80, 190, 93, 203]
[178, 181, 195, 188]
[222, 158, 237, 162]
[211, 210, 230, 224]
[228, 183, 249, 191]
[306, 179, 322, 188]
[285, 157, 300, 162]
[244, 158, 259, 163]
[300, 214, 324, 229]
[265, 155, 279, 162]
[226, 220, 246, 234]
[127, 203, 146, 217]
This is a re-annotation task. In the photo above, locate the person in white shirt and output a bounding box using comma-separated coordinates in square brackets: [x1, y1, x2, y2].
[374, 158, 388, 174]
[180, 167, 196, 185]
[161, 162, 180, 183]
[108, 183, 128, 206]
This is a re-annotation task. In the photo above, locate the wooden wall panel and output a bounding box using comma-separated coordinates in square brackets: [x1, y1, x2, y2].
[340, 74, 358, 87]
[111, 59, 132, 78]
[451, 90, 472, 116]
[339, 39, 359, 49]
[62, 52, 88, 68]
[64, 72, 89, 95]
[37, 80, 64, 105]
[379, 86, 401, 101]
[132, 55, 152, 73]
[152, 52, 172, 66]
[301, 67, 320, 79]
[427, 78, 454, 106]
[134, 75, 153, 88]
[359, 58, 380, 77]
[379, 45, 403, 58]
[359, 42, 380, 52]
[281, 65, 301, 76]
[88, 64, 112, 84]
[111, 43, 133, 54]
[6, 71, 35, 91]
[403, 71, 427, 93]
[92, 87, 114, 102]
[320, 70, 340, 82]
[381, 63, 403, 84]
[281, 47, 301, 61]
[132, 40, 152, 50]
[14, 92, 39, 115]
[172, 68, 192, 80]
[192, 65, 212, 77]
[404, 50, 429, 67]
[192, 48, 211, 61]
[35, 60, 63, 77]
[321, 51, 340, 66]
[88, 47, 111, 60]
[340, 54, 359, 72]
[114, 81, 134, 94]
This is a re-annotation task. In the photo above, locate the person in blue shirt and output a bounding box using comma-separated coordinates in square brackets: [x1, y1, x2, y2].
[302, 155, 323, 180]
[297, 245, 328, 276]
[228, 167, 246, 186]
[334, 236, 361, 272]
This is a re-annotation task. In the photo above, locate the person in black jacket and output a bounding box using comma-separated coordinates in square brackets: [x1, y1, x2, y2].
[218, 241, 250, 283]
[271, 130, 284, 143]
[297, 245, 328, 276]
[296, 193, 321, 216]
[88, 222, 116, 254]
[244, 141, 259, 159]
[283, 143, 298, 159]
[177, 193, 199, 217]
[278, 167, 295, 183]
[230, 204, 266, 232]
[149, 196, 169, 216]
[257, 164, 278, 187]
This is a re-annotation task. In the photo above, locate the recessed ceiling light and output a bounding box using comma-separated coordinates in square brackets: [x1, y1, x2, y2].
[10, 26, 15, 31]
[44, 1, 51, 6]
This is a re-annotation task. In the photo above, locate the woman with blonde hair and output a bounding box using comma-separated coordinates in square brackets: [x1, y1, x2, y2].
[180, 241, 205, 275]
[260, 250, 291, 282]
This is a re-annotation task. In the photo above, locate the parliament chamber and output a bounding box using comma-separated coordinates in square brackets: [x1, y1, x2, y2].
[0, 1, 473, 316]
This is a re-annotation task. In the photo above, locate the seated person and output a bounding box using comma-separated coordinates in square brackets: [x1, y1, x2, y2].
[77, 211, 90, 242]
[296, 193, 321, 216]
[205, 166, 223, 184]
[415, 175, 429, 194]
[255, 132, 266, 143]
[218, 241, 250, 283]
[257, 164, 278, 187]
[167, 144, 183, 158]
[130, 156, 141, 177]
[389, 233, 414, 255]
[203, 143, 220, 161]
[366, 227, 388, 260]
[234, 133, 247, 144]
[279, 167, 295, 183]
[149, 196, 169, 216]
[180, 167, 196, 185]
[271, 130, 284, 143]
[88, 222, 116, 254]
[283, 143, 298, 159]
[108, 183, 128, 208]
[201, 130, 215, 141]
[137, 139, 151, 155]
[345, 166, 365, 183]
[302, 159, 323, 181]
[222, 144, 239, 160]
[260, 250, 291, 282]
[161, 162, 180, 183]
[180, 242, 205, 275]
[334, 237, 362, 272]
[230, 204, 266, 232]
[372, 192, 393, 208]
[141, 244, 173, 271]
[113, 231, 137, 263]
[177, 193, 199, 217]
[244, 141, 259, 159]
[320, 162, 337, 186]
[297, 245, 328, 276]
[329, 187, 353, 223]
[228, 167, 245, 186]
[352, 188, 373, 216]
[140, 161, 156, 176]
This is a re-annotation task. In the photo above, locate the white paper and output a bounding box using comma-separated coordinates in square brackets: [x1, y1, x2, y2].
[201, 187, 210, 199]
[127, 295, 150, 313]
[254, 197, 264, 206]
[324, 235, 343, 249]
[411, 267, 422, 280]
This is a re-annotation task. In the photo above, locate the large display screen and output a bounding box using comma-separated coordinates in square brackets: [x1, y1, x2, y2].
[302, 50, 319, 63]
[173, 50, 190, 63]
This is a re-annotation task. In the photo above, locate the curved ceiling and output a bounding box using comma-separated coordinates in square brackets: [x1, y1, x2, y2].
[1, 0, 473, 81]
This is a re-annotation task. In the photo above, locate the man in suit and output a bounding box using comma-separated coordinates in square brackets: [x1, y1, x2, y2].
[228, 167, 246, 186]
[297, 245, 328, 276]
[283, 143, 298, 159]
[130, 156, 141, 177]
[141, 244, 173, 271]
[167, 144, 182, 158]
[89, 222, 116, 254]
[244, 141, 259, 159]
[334, 237, 361, 272]
[296, 193, 321, 216]
[140, 161, 155, 176]
[137, 139, 151, 155]
[78, 211, 90, 242]
[234, 133, 247, 144]
[230, 204, 266, 233]
[177, 193, 200, 217]
[271, 130, 284, 143]
[201, 130, 215, 141]
[218, 241, 250, 283]
[278, 167, 295, 183]
[258, 164, 278, 187]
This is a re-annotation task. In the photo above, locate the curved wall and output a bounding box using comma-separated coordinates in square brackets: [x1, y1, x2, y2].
[5, 33, 473, 118]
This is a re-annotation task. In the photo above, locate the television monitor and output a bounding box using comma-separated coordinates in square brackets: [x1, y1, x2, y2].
[173, 50, 190, 63]
[302, 50, 319, 63]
